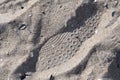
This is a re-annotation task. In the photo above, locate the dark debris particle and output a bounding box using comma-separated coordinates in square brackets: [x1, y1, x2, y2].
[19, 73, 31, 80]
[49, 75, 54, 80]
[60, 5, 62, 8]
[112, 11, 116, 17]
[42, 11, 46, 15]
[116, 63, 120, 68]
[21, 6, 24, 9]
[20, 73, 26, 80]
[40, 35, 43, 37]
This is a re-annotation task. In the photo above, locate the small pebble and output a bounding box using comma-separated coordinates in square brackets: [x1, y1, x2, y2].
[21, 6, 24, 9]
[49, 75, 54, 80]
[95, 30, 98, 34]
[112, 11, 116, 17]
[28, 14, 32, 17]
[114, 0, 118, 7]
[19, 24, 27, 30]
[42, 11, 46, 15]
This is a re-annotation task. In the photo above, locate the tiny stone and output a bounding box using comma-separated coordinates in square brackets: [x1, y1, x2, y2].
[19, 24, 27, 30]
[95, 30, 98, 34]
[49, 75, 54, 80]
[21, 6, 24, 9]
[112, 11, 116, 17]
[28, 14, 32, 17]
[114, 0, 118, 7]
[7, 53, 10, 56]
[42, 11, 46, 15]
[60, 5, 62, 8]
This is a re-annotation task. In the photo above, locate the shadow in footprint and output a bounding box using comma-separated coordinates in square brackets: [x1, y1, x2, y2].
[103, 48, 120, 80]
[60, 1, 98, 33]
